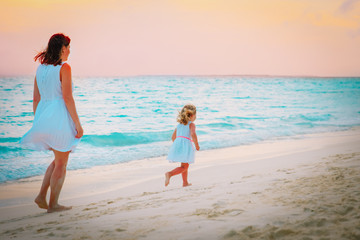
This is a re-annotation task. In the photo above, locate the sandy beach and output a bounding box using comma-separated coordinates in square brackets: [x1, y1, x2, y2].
[1, 128, 359, 240]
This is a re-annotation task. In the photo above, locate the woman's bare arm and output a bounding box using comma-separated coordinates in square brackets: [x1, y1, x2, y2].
[60, 63, 83, 138]
[33, 77, 40, 114]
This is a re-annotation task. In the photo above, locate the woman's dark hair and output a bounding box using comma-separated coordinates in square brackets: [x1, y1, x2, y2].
[34, 33, 71, 66]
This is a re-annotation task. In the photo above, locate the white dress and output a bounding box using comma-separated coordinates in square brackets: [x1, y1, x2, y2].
[167, 121, 195, 164]
[20, 63, 80, 152]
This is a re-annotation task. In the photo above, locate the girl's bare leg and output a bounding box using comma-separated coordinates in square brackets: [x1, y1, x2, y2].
[47, 150, 72, 213]
[165, 163, 191, 187]
[181, 164, 191, 187]
[165, 172, 171, 186]
[34, 160, 55, 209]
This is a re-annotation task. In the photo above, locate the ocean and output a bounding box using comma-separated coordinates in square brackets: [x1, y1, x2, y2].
[1, 76, 360, 183]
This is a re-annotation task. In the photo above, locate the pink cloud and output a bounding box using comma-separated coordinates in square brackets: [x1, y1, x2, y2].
[339, 0, 360, 12]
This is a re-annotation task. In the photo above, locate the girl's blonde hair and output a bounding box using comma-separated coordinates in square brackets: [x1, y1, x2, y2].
[177, 104, 196, 125]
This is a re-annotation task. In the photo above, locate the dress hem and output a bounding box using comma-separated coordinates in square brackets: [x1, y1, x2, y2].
[19, 139, 80, 153]
[167, 159, 194, 164]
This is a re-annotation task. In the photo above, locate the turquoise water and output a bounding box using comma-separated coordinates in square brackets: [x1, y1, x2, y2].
[1, 76, 360, 183]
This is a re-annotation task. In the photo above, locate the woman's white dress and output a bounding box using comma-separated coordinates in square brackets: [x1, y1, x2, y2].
[20, 63, 80, 152]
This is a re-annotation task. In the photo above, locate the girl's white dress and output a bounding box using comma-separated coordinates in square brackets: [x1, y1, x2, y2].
[20, 63, 80, 152]
[167, 121, 195, 164]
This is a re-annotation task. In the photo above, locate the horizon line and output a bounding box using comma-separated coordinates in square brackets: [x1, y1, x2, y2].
[1, 73, 359, 79]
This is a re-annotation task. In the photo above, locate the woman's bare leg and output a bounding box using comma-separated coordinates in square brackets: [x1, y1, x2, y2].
[34, 160, 55, 209]
[47, 150, 72, 213]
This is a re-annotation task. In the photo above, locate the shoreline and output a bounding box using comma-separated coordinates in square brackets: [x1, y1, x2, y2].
[1, 126, 359, 187]
[1, 127, 359, 205]
[0, 128, 359, 239]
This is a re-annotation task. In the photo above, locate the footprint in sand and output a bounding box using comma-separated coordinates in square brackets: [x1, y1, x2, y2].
[141, 191, 160, 196]
[56, 226, 71, 231]
[3, 227, 25, 236]
[277, 168, 295, 174]
[230, 180, 242, 184]
[212, 200, 227, 208]
[36, 227, 51, 233]
[228, 209, 244, 216]
[193, 207, 244, 219]
[83, 207, 98, 211]
[45, 221, 59, 225]
[242, 174, 256, 179]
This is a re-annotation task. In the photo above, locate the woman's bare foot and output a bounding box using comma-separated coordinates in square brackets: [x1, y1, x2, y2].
[35, 196, 48, 209]
[47, 204, 72, 213]
[165, 172, 171, 187]
[183, 183, 192, 187]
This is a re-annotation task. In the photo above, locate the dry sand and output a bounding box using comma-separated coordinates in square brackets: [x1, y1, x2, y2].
[1, 128, 360, 240]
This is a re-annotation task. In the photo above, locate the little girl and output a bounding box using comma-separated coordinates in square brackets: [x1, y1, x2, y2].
[165, 104, 200, 187]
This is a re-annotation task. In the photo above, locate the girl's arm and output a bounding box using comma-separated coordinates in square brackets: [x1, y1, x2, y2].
[171, 128, 177, 142]
[189, 123, 200, 151]
[33, 77, 40, 114]
[60, 63, 83, 138]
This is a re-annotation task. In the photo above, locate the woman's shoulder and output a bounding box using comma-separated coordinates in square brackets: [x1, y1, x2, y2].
[61, 62, 71, 68]
[37, 63, 69, 69]
[60, 62, 71, 73]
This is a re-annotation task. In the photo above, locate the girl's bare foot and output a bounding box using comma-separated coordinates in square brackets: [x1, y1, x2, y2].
[183, 183, 192, 187]
[165, 172, 171, 187]
[35, 196, 48, 209]
[47, 204, 72, 213]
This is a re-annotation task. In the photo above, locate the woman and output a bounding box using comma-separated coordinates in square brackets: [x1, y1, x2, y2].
[20, 33, 83, 213]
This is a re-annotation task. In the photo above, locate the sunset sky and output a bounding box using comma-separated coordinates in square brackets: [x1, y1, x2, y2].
[0, 0, 359, 77]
